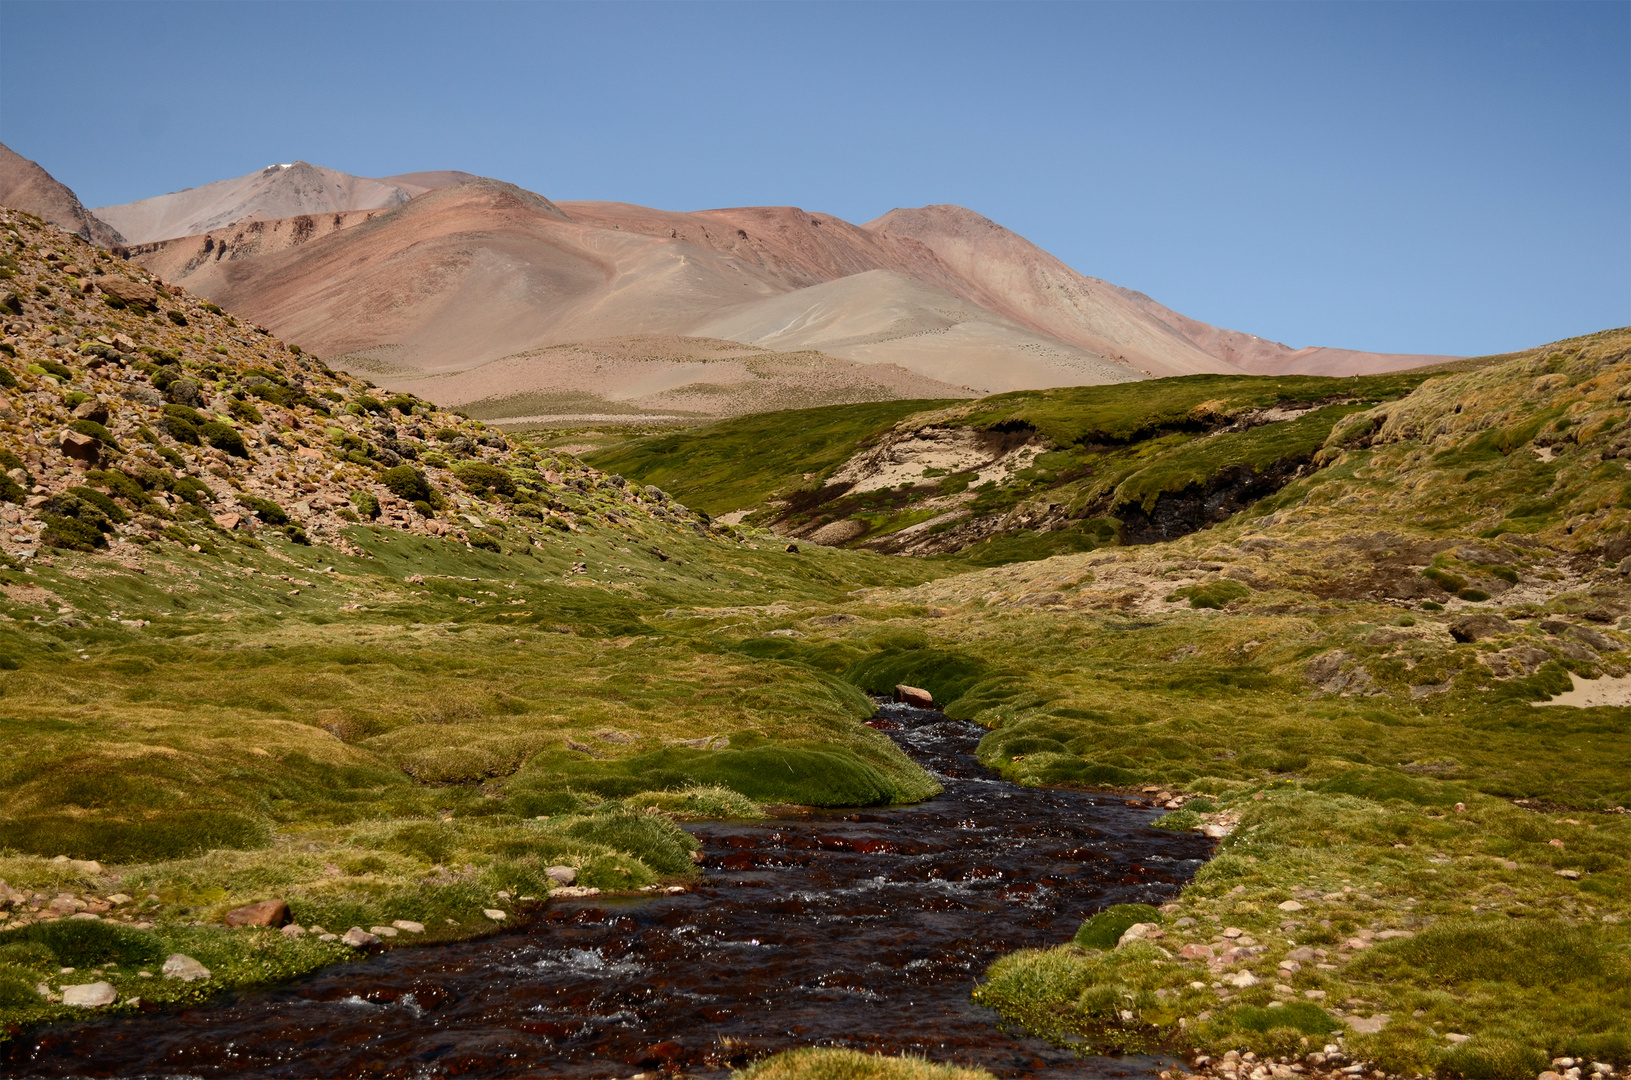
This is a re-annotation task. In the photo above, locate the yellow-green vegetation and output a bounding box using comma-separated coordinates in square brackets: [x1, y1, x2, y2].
[0, 520, 946, 1029]
[587, 398, 962, 516]
[590, 368, 1481, 559]
[735, 1048, 996, 1080]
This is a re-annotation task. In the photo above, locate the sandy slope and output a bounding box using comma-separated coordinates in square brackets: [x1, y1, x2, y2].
[94, 161, 473, 245]
[0, 142, 125, 247]
[383, 335, 976, 422]
[692, 270, 1137, 392]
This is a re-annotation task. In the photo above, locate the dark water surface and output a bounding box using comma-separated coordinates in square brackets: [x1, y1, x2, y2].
[6, 704, 1210, 1079]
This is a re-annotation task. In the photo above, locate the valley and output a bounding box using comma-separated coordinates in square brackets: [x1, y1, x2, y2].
[0, 171, 1625, 1080]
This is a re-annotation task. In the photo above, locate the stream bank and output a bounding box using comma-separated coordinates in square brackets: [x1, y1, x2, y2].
[4, 703, 1210, 1079]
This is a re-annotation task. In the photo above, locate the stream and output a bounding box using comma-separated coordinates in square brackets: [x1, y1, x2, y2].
[5, 702, 1211, 1079]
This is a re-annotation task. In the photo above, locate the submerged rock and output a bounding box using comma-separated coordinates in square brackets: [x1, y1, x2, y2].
[894, 684, 933, 708]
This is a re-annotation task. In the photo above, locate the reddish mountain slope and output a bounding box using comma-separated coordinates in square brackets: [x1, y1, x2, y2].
[0, 142, 125, 247]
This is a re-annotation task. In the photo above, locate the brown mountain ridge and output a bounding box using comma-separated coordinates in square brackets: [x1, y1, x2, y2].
[9, 148, 1460, 419]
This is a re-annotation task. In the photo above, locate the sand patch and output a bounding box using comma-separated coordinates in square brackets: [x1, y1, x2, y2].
[1534, 673, 1631, 708]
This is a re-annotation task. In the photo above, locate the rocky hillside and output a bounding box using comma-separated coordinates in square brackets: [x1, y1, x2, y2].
[0, 204, 734, 565]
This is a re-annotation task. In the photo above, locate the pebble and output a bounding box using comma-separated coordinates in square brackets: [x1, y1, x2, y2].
[1277, 900, 1304, 912]
[280, 924, 306, 938]
[545, 865, 577, 885]
[483, 908, 507, 921]
[341, 927, 380, 948]
[368, 925, 399, 937]
[1556, 869, 1582, 880]
[392, 920, 425, 933]
[161, 954, 210, 982]
[1222, 927, 1244, 938]
[61, 982, 116, 1008]
[1446, 1034, 1470, 1044]
[1226, 971, 1259, 988]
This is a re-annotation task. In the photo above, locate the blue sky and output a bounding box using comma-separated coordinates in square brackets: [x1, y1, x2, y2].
[1, 1, 1625, 356]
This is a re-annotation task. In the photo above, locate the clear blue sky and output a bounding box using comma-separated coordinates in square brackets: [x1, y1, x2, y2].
[2, 1, 1625, 356]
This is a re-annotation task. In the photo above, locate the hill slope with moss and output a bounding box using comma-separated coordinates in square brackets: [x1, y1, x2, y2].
[588, 367, 1492, 565]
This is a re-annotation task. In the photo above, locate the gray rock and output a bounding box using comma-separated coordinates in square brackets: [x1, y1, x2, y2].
[1569, 625, 1623, 653]
[1449, 614, 1514, 643]
[161, 953, 210, 982]
[61, 981, 116, 1007]
[1348, 1013, 1391, 1034]
[341, 927, 381, 948]
[545, 865, 577, 885]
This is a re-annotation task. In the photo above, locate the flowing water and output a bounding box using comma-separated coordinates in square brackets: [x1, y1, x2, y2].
[6, 703, 1210, 1079]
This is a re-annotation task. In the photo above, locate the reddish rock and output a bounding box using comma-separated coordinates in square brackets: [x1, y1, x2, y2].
[96, 276, 160, 310]
[59, 430, 100, 467]
[225, 899, 291, 927]
[894, 684, 933, 709]
[1178, 943, 1215, 960]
